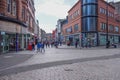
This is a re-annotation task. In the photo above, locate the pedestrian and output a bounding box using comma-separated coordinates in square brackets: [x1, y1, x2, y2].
[106, 41, 110, 48]
[54, 41, 58, 48]
[45, 41, 47, 48]
[75, 40, 78, 48]
[32, 42, 35, 50]
[47, 41, 50, 48]
[37, 42, 41, 53]
[41, 42, 45, 53]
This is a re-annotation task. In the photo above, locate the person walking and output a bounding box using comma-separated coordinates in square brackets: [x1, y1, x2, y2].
[41, 42, 45, 53]
[75, 40, 78, 48]
[32, 42, 35, 51]
[37, 42, 41, 53]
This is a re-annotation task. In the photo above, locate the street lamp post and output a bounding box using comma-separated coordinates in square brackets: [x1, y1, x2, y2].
[106, 0, 115, 48]
[106, 0, 109, 48]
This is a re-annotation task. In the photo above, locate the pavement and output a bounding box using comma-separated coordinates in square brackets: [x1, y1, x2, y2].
[0, 45, 120, 80]
[0, 51, 34, 71]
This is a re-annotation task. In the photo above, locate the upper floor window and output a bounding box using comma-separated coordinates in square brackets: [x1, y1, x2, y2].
[12, 0, 16, 16]
[82, 17, 97, 32]
[82, 5, 97, 16]
[69, 9, 80, 21]
[115, 26, 119, 32]
[22, 7, 25, 20]
[100, 8, 106, 14]
[7, 0, 12, 13]
[100, 8, 114, 18]
[66, 27, 72, 33]
[100, 23, 106, 31]
[74, 24, 79, 31]
[82, 0, 97, 4]
[109, 25, 114, 31]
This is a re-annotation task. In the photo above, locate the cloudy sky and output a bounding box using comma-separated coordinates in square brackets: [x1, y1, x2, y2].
[34, 0, 78, 33]
[34, 0, 120, 33]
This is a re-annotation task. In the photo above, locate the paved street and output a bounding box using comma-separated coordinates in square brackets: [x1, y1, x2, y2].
[0, 51, 34, 71]
[0, 45, 120, 80]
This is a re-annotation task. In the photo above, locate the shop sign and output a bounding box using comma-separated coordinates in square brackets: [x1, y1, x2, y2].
[1, 32, 5, 35]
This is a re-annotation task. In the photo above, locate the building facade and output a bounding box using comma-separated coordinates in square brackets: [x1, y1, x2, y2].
[63, 0, 120, 47]
[110, 1, 120, 14]
[0, 0, 36, 53]
[63, 1, 81, 46]
[40, 29, 46, 41]
[56, 19, 67, 42]
[46, 33, 52, 41]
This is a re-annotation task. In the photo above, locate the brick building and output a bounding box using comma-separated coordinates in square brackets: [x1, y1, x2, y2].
[0, 0, 36, 53]
[63, 0, 120, 47]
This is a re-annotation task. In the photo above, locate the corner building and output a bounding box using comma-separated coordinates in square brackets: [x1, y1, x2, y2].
[63, 0, 120, 47]
[0, 0, 35, 53]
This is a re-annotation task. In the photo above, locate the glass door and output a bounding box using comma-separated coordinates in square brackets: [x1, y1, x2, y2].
[2, 34, 9, 53]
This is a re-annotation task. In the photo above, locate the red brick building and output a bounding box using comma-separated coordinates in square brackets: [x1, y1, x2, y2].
[0, 0, 36, 53]
[63, 0, 120, 47]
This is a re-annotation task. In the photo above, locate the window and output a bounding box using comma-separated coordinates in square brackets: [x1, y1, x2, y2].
[100, 8, 102, 13]
[82, 5, 97, 16]
[74, 24, 79, 31]
[109, 25, 114, 31]
[7, 0, 12, 13]
[78, 10, 80, 15]
[115, 26, 119, 32]
[100, 23, 106, 31]
[82, 0, 97, 4]
[82, 17, 97, 32]
[100, 23, 106, 30]
[12, 0, 16, 16]
[104, 9, 107, 15]
[66, 27, 72, 33]
[100, 8, 107, 15]
[69, 15, 72, 20]
[22, 7, 25, 20]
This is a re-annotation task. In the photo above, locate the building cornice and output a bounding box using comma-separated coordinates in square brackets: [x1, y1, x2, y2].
[0, 15, 28, 27]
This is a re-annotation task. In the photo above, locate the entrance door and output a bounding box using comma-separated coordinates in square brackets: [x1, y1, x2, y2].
[82, 33, 97, 47]
[2, 34, 9, 53]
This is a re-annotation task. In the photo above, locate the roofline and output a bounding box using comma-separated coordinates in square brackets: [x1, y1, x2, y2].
[102, 0, 115, 9]
[68, 0, 80, 13]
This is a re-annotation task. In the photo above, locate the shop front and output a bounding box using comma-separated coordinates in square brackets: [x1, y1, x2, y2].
[82, 33, 97, 47]
[65, 34, 81, 46]
[0, 20, 28, 53]
[65, 35, 74, 46]
[0, 31, 24, 53]
[99, 34, 106, 46]
[99, 33, 120, 46]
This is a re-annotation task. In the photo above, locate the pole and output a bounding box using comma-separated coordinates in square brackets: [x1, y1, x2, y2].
[106, 0, 109, 48]
[16, 33, 18, 52]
